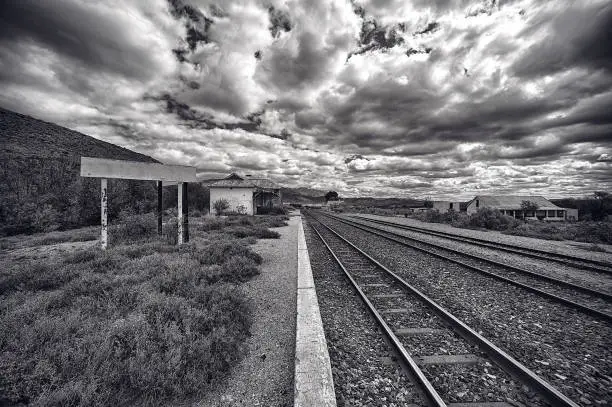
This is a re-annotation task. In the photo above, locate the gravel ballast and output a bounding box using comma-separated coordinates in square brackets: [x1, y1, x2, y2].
[193, 216, 298, 407]
[347, 215, 612, 292]
[336, 215, 612, 315]
[317, 214, 612, 406]
[354, 214, 612, 264]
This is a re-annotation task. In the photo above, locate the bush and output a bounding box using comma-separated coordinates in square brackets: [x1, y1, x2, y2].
[194, 240, 262, 265]
[199, 217, 227, 232]
[110, 214, 157, 244]
[164, 217, 178, 245]
[32, 204, 61, 233]
[0, 232, 256, 406]
[224, 225, 280, 239]
[256, 206, 287, 215]
[212, 199, 230, 216]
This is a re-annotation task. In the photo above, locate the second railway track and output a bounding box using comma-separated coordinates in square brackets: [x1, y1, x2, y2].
[316, 211, 612, 321]
[352, 214, 612, 275]
[306, 212, 580, 407]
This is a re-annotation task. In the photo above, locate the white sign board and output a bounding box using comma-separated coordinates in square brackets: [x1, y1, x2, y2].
[80, 157, 197, 182]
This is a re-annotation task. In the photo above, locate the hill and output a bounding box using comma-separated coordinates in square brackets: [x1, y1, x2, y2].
[0, 107, 161, 235]
[281, 187, 327, 204]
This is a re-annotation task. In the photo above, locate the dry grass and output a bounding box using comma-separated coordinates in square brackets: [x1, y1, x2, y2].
[0, 214, 277, 406]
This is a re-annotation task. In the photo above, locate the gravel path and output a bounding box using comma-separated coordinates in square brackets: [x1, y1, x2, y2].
[354, 214, 612, 264]
[304, 218, 426, 407]
[320, 215, 612, 406]
[192, 216, 298, 407]
[347, 215, 612, 292]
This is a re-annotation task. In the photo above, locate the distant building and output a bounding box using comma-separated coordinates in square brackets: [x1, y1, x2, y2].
[207, 173, 281, 215]
[432, 201, 462, 212]
[466, 195, 567, 221]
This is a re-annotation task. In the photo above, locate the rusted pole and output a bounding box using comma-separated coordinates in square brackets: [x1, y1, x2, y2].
[183, 182, 189, 242]
[101, 178, 108, 249]
[177, 182, 183, 245]
[157, 181, 162, 235]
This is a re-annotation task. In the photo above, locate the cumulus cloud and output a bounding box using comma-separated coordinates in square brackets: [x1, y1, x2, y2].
[0, 0, 610, 198]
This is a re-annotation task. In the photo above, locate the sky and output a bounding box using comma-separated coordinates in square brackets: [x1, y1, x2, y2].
[0, 0, 611, 199]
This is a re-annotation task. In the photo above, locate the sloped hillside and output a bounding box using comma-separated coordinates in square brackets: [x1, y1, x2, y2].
[0, 108, 160, 235]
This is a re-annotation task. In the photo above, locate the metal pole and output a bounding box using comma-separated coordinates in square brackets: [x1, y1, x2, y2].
[157, 181, 162, 235]
[177, 182, 183, 245]
[183, 182, 189, 242]
[101, 178, 108, 249]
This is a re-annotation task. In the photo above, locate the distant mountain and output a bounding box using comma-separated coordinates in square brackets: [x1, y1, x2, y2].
[281, 187, 327, 203]
[0, 107, 160, 235]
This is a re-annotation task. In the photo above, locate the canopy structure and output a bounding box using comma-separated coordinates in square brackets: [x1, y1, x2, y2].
[80, 157, 197, 249]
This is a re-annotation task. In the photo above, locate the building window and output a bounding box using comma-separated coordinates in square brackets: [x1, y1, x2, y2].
[450, 203, 454, 209]
[526, 210, 535, 217]
[557, 210, 565, 217]
[476, 199, 479, 208]
[547, 210, 555, 217]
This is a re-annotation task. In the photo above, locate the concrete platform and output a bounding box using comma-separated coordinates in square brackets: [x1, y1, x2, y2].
[294, 216, 337, 407]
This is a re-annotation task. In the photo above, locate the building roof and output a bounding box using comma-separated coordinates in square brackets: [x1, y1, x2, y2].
[468, 195, 562, 210]
[248, 178, 280, 189]
[207, 173, 280, 189]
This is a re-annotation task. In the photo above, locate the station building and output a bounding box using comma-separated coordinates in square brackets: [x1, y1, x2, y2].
[465, 195, 568, 221]
[208, 173, 282, 215]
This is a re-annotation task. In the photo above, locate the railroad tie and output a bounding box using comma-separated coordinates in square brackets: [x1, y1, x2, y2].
[362, 283, 388, 288]
[414, 354, 481, 366]
[394, 327, 444, 336]
[372, 293, 404, 299]
[379, 308, 410, 314]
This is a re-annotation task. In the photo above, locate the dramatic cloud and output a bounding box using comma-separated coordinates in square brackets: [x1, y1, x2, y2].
[0, 0, 610, 199]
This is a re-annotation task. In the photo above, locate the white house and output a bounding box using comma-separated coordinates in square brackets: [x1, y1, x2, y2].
[466, 195, 567, 221]
[207, 173, 282, 215]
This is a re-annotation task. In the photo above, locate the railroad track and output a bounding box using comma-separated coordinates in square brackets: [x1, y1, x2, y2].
[316, 211, 612, 322]
[307, 212, 579, 407]
[352, 215, 612, 275]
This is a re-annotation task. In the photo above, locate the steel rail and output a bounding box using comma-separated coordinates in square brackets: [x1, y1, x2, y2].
[315, 211, 612, 322]
[353, 215, 612, 274]
[308, 213, 580, 407]
[311, 223, 447, 407]
[343, 215, 612, 302]
[327, 213, 612, 302]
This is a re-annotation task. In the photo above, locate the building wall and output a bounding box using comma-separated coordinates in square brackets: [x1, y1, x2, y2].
[466, 201, 479, 214]
[432, 201, 462, 212]
[210, 187, 254, 215]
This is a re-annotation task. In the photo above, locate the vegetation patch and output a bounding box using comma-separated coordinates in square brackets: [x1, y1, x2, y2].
[410, 208, 612, 244]
[0, 213, 276, 406]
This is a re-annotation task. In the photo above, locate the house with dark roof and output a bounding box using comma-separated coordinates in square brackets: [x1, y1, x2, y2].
[466, 195, 568, 221]
[207, 173, 282, 215]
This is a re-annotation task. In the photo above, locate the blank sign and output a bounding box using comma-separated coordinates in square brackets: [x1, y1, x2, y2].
[80, 157, 197, 182]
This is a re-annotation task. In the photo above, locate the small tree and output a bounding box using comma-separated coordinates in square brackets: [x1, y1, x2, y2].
[520, 200, 539, 219]
[325, 191, 339, 202]
[213, 198, 230, 216]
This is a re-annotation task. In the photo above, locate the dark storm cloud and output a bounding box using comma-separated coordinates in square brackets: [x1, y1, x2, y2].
[0, 1, 158, 79]
[167, 0, 214, 61]
[348, 18, 406, 58]
[512, 3, 612, 77]
[1, 0, 610, 197]
[144, 93, 261, 132]
[268, 6, 292, 38]
[259, 31, 338, 91]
